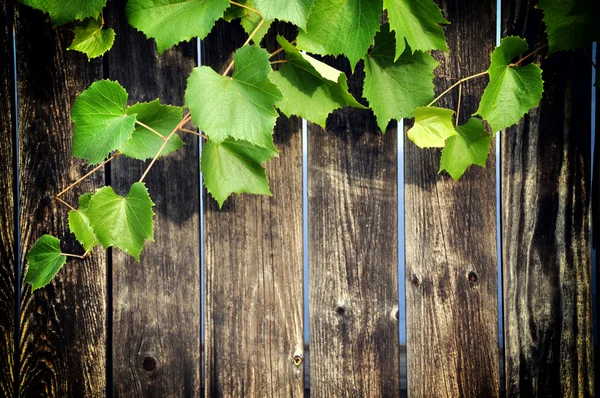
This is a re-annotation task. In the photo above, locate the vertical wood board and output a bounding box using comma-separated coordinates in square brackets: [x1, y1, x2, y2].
[308, 60, 400, 396]
[502, 1, 594, 396]
[404, 1, 500, 396]
[202, 22, 305, 397]
[105, 1, 202, 396]
[0, 0, 17, 396]
[16, 4, 107, 396]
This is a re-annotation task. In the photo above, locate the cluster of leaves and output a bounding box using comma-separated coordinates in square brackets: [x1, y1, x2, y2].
[19, 0, 599, 290]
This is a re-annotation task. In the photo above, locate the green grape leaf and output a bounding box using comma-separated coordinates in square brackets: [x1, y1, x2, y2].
[224, 0, 272, 43]
[126, 0, 230, 54]
[185, 45, 283, 151]
[296, 0, 382, 70]
[71, 80, 137, 164]
[25, 235, 67, 291]
[20, 0, 107, 25]
[120, 100, 185, 160]
[383, 0, 449, 59]
[537, 0, 600, 54]
[87, 182, 155, 261]
[363, 24, 438, 132]
[475, 36, 544, 132]
[68, 193, 98, 252]
[67, 16, 115, 60]
[201, 138, 275, 207]
[253, 0, 314, 29]
[439, 118, 492, 180]
[407, 107, 457, 148]
[269, 36, 365, 127]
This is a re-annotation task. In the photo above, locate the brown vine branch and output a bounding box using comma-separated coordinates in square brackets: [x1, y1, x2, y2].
[270, 60, 287, 65]
[222, 0, 264, 76]
[179, 127, 207, 139]
[456, 83, 462, 127]
[269, 40, 296, 59]
[136, 120, 166, 141]
[427, 71, 488, 107]
[55, 151, 121, 204]
[511, 44, 548, 67]
[139, 113, 192, 183]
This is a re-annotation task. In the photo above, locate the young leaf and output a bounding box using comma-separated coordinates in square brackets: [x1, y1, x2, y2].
[25, 235, 67, 291]
[68, 16, 115, 60]
[475, 36, 544, 132]
[407, 107, 457, 148]
[68, 193, 98, 252]
[126, 0, 230, 54]
[224, 0, 272, 43]
[269, 36, 365, 127]
[120, 100, 185, 160]
[185, 45, 283, 151]
[201, 138, 275, 207]
[71, 80, 137, 164]
[87, 182, 155, 261]
[537, 0, 600, 54]
[20, 0, 107, 25]
[383, 0, 449, 60]
[363, 24, 438, 132]
[253, 0, 314, 30]
[439, 118, 492, 180]
[296, 0, 382, 70]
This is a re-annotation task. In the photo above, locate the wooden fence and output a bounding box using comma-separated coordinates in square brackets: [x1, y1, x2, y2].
[0, 0, 596, 396]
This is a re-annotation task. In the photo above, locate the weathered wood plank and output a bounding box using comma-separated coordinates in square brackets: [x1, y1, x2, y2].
[404, 1, 500, 396]
[0, 1, 17, 396]
[502, 2, 594, 396]
[104, 1, 201, 396]
[308, 58, 400, 395]
[202, 21, 304, 397]
[15, 4, 107, 396]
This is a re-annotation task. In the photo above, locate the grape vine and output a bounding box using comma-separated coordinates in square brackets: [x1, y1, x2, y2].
[18, 0, 599, 290]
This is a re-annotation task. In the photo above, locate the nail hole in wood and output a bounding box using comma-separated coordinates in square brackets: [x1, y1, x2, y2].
[411, 275, 420, 287]
[293, 355, 303, 366]
[335, 306, 346, 315]
[142, 357, 157, 373]
[467, 271, 478, 287]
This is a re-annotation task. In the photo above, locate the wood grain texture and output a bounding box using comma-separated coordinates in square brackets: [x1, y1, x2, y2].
[0, 1, 17, 396]
[104, 1, 201, 396]
[308, 58, 400, 396]
[15, 4, 107, 396]
[502, 2, 594, 396]
[202, 21, 304, 397]
[404, 1, 500, 396]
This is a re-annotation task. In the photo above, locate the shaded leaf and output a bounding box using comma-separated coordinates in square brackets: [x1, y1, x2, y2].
[87, 182, 155, 261]
[121, 100, 185, 160]
[201, 138, 275, 207]
[25, 235, 67, 291]
[68, 16, 115, 60]
[270, 36, 365, 127]
[20, 0, 107, 25]
[254, 0, 314, 29]
[68, 193, 98, 252]
[439, 118, 492, 180]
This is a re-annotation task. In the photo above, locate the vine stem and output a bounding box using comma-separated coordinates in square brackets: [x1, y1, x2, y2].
[222, 0, 264, 76]
[136, 120, 166, 141]
[139, 113, 192, 183]
[269, 40, 296, 59]
[456, 83, 462, 127]
[179, 127, 207, 139]
[427, 71, 488, 107]
[56, 152, 121, 201]
[270, 60, 287, 65]
[511, 43, 548, 67]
